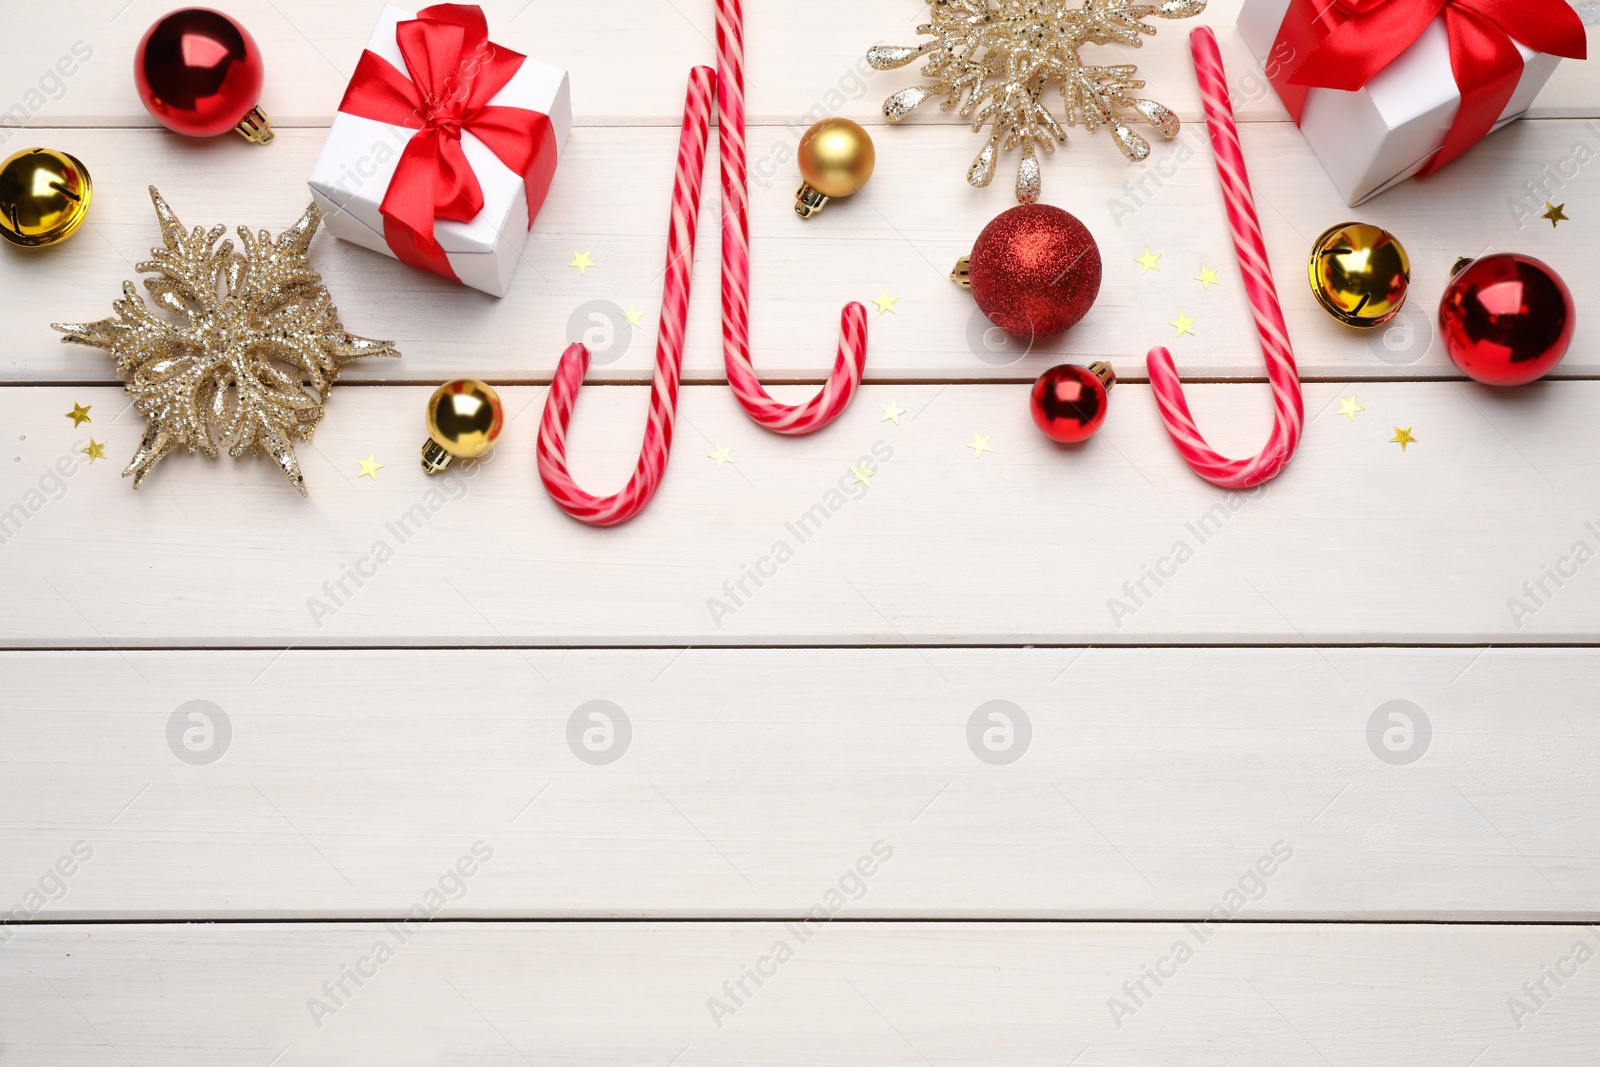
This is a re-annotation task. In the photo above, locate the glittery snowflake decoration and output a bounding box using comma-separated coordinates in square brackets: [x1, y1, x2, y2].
[869, 0, 1206, 202]
[54, 187, 397, 495]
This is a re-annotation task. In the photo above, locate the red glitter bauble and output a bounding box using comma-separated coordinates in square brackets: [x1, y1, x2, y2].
[965, 204, 1101, 339]
[135, 8, 266, 138]
[1439, 253, 1574, 386]
[1030, 362, 1114, 443]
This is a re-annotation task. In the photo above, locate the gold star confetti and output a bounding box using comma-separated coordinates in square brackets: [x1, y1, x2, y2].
[66, 402, 92, 427]
[880, 402, 906, 425]
[1195, 266, 1219, 290]
[621, 304, 645, 329]
[1336, 395, 1365, 421]
[1541, 202, 1569, 228]
[1391, 426, 1417, 451]
[966, 432, 993, 459]
[849, 464, 876, 488]
[872, 291, 899, 315]
[1170, 312, 1196, 338]
[1135, 248, 1162, 273]
[708, 443, 735, 468]
[358, 454, 383, 480]
[569, 250, 595, 275]
[83, 439, 106, 462]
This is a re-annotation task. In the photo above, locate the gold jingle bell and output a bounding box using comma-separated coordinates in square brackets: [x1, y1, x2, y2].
[1308, 222, 1410, 328]
[422, 379, 504, 474]
[795, 118, 876, 219]
[0, 148, 93, 248]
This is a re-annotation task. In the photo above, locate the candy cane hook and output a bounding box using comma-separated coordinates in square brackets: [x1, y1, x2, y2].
[716, 0, 869, 435]
[536, 67, 715, 526]
[1145, 28, 1304, 490]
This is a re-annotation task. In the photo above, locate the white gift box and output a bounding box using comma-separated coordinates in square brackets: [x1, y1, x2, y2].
[308, 4, 571, 296]
[1237, 0, 1564, 205]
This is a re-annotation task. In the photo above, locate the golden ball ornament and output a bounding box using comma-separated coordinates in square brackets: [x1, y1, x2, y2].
[422, 379, 505, 474]
[0, 148, 93, 248]
[795, 118, 875, 219]
[1308, 222, 1410, 328]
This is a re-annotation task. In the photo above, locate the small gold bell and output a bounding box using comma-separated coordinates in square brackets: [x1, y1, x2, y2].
[795, 118, 875, 219]
[421, 379, 504, 474]
[1308, 222, 1410, 328]
[0, 148, 93, 248]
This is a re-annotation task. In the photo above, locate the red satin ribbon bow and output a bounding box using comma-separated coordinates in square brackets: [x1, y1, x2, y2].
[336, 3, 558, 283]
[1269, 0, 1585, 177]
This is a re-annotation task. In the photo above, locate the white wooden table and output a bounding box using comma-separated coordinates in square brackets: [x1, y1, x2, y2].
[2, 1, 1598, 1062]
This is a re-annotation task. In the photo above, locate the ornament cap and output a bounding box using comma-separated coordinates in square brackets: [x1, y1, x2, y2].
[795, 183, 830, 219]
[420, 439, 455, 475]
[234, 105, 275, 146]
[1450, 256, 1475, 277]
[950, 255, 972, 289]
[1088, 360, 1116, 392]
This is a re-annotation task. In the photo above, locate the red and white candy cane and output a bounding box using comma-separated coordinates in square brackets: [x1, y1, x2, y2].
[1145, 28, 1303, 490]
[536, 67, 715, 526]
[716, 0, 869, 434]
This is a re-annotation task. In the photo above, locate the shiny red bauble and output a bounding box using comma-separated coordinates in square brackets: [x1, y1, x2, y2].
[1030, 362, 1115, 443]
[957, 204, 1101, 339]
[1439, 253, 1575, 386]
[135, 8, 267, 138]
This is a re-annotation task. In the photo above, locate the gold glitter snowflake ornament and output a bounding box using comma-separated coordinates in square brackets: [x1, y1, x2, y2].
[54, 188, 397, 495]
[869, 0, 1207, 203]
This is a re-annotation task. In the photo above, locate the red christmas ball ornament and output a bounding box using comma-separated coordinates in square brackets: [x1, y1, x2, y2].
[953, 204, 1101, 339]
[1030, 361, 1115, 443]
[135, 8, 273, 144]
[1439, 253, 1574, 386]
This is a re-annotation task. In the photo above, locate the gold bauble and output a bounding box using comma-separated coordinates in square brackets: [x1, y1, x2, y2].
[795, 118, 875, 219]
[422, 379, 504, 474]
[1308, 222, 1410, 328]
[0, 148, 93, 248]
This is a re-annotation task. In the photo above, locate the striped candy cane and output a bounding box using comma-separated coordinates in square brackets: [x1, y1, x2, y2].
[1145, 28, 1304, 490]
[536, 67, 716, 526]
[716, 0, 869, 435]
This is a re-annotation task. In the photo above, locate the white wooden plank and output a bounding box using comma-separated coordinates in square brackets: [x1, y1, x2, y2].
[5, 117, 1593, 385]
[2, 0, 1593, 130]
[5, 381, 1600, 647]
[2, 922, 1596, 1064]
[2, 647, 1596, 920]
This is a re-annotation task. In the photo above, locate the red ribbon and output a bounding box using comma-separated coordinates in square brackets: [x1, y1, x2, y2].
[1268, 0, 1585, 177]
[336, 4, 558, 283]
